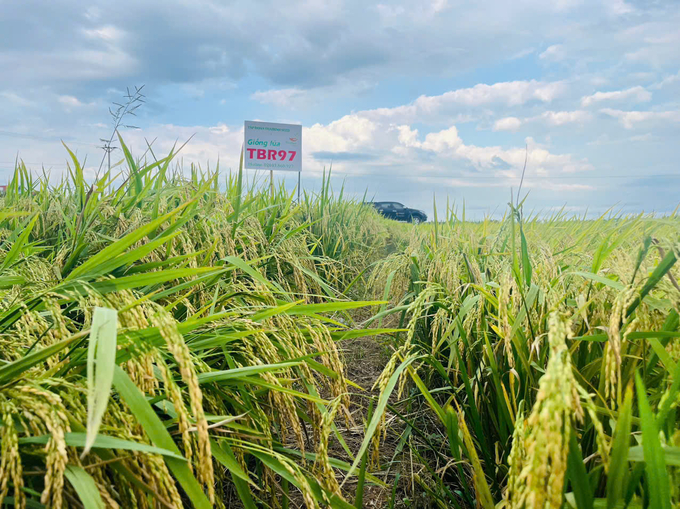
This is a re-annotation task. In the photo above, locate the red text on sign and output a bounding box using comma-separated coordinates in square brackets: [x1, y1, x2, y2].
[247, 149, 297, 161]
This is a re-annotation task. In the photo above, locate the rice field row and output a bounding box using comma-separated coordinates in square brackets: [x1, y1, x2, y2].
[0, 141, 678, 508]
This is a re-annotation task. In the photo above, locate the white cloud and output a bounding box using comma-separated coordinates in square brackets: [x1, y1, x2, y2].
[58, 95, 96, 110]
[363, 80, 565, 125]
[605, 0, 635, 16]
[82, 25, 125, 42]
[493, 117, 522, 131]
[0, 91, 36, 108]
[535, 110, 592, 125]
[581, 86, 652, 106]
[528, 181, 594, 191]
[539, 44, 567, 62]
[251, 88, 307, 107]
[624, 29, 680, 68]
[122, 123, 243, 171]
[0, 48, 138, 82]
[249, 80, 376, 109]
[413, 175, 594, 191]
[600, 108, 680, 128]
[552, 0, 585, 12]
[58, 96, 82, 107]
[429, 0, 449, 14]
[376, 0, 449, 22]
[110, 105, 593, 197]
[180, 84, 205, 99]
[305, 114, 378, 155]
[396, 125, 420, 147]
[493, 111, 591, 131]
[84, 6, 102, 21]
[650, 70, 680, 90]
[420, 126, 463, 152]
[587, 132, 657, 145]
[375, 4, 406, 18]
[629, 133, 655, 142]
[438, 80, 565, 106]
[509, 48, 535, 60]
[627, 72, 656, 82]
[389, 124, 592, 174]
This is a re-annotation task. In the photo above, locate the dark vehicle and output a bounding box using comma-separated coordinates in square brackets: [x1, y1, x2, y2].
[371, 202, 427, 223]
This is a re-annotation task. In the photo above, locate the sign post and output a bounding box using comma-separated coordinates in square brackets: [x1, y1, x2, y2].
[270, 169, 274, 198]
[243, 121, 302, 201]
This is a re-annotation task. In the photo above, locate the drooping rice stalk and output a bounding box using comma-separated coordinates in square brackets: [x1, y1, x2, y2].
[0, 141, 390, 508]
[1, 137, 679, 509]
[365, 201, 680, 507]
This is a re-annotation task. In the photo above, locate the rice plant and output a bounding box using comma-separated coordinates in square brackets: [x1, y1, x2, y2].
[0, 141, 390, 508]
[362, 200, 680, 508]
[1, 139, 678, 509]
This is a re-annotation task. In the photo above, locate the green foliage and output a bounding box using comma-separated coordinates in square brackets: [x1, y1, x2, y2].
[1, 138, 678, 508]
[0, 140, 390, 508]
[366, 202, 680, 507]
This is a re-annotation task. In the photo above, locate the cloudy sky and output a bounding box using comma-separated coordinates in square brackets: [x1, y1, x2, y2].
[1, 0, 679, 218]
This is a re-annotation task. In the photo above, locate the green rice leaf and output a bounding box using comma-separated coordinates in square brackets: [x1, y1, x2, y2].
[64, 465, 105, 509]
[0, 275, 26, 288]
[646, 337, 678, 373]
[112, 365, 211, 509]
[197, 361, 301, 384]
[19, 433, 186, 460]
[0, 331, 86, 383]
[634, 372, 671, 509]
[78, 267, 222, 294]
[84, 307, 118, 456]
[0, 497, 44, 508]
[628, 446, 680, 466]
[210, 439, 256, 486]
[238, 376, 327, 404]
[0, 213, 38, 271]
[607, 385, 633, 509]
[520, 226, 532, 287]
[568, 271, 624, 290]
[287, 300, 387, 316]
[211, 440, 258, 508]
[250, 450, 356, 509]
[626, 247, 677, 317]
[66, 199, 195, 280]
[330, 328, 405, 342]
[224, 255, 286, 297]
[249, 301, 300, 321]
[657, 361, 680, 428]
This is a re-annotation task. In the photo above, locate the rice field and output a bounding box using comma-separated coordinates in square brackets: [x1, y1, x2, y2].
[0, 141, 678, 508]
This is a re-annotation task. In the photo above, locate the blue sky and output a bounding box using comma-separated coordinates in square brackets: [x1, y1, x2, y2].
[1, 0, 679, 218]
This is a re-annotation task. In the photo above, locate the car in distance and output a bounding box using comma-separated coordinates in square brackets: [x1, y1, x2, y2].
[371, 201, 427, 223]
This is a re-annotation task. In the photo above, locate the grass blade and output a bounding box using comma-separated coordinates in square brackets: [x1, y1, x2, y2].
[607, 385, 633, 509]
[64, 465, 105, 509]
[112, 365, 211, 509]
[20, 433, 186, 460]
[567, 427, 594, 509]
[84, 307, 118, 456]
[634, 372, 671, 509]
[0, 213, 38, 271]
[0, 331, 87, 383]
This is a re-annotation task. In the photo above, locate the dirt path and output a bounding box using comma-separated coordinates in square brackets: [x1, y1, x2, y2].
[331, 335, 406, 508]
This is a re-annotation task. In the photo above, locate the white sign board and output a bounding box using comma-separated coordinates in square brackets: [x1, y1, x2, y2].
[244, 121, 302, 173]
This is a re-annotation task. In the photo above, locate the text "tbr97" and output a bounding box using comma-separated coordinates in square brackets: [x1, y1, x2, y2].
[246, 149, 297, 161]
